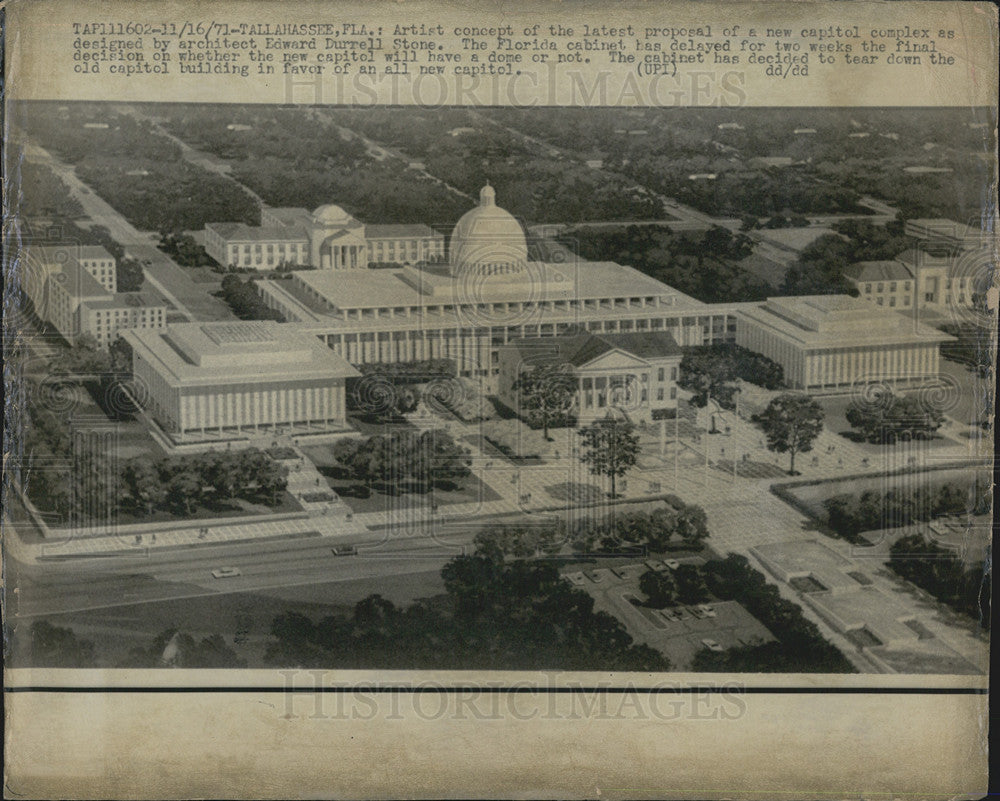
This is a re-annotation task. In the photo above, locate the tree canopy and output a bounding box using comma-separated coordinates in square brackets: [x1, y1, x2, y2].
[756, 393, 824, 475]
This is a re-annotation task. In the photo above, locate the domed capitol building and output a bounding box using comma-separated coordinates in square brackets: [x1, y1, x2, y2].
[123, 185, 951, 440]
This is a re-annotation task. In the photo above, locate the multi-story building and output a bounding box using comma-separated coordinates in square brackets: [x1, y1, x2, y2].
[735, 295, 952, 392]
[24, 245, 117, 314]
[203, 222, 310, 271]
[497, 330, 682, 424]
[23, 245, 165, 347]
[123, 321, 358, 441]
[256, 186, 724, 386]
[843, 260, 916, 310]
[203, 204, 445, 270]
[845, 247, 989, 313]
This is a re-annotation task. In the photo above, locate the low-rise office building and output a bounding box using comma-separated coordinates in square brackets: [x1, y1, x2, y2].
[123, 321, 359, 441]
[735, 295, 953, 392]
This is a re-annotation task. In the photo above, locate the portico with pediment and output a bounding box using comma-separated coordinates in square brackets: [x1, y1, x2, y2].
[498, 330, 683, 424]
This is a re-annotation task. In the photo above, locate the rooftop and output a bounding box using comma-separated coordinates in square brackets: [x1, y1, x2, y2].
[31, 244, 114, 265]
[843, 260, 914, 283]
[122, 321, 359, 387]
[738, 295, 953, 348]
[507, 330, 682, 368]
[206, 222, 309, 243]
[292, 260, 691, 312]
[366, 223, 441, 240]
[53, 258, 110, 300]
[81, 292, 165, 311]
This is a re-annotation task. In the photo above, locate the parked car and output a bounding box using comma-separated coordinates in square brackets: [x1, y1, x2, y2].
[700, 638, 724, 652]
[211, 567, 241, 579]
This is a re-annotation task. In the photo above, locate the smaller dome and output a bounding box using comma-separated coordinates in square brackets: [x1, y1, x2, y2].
[313, 204, 350, 225]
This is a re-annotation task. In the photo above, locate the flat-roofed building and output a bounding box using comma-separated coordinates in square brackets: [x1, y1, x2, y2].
[736, 295, 953, 392]
[23, 245, 117, 314]
[123, 321, 359, 440]
[253, 185, 726, 387]
[904, 218, 986, 251]
[498, 330, 682, 424]
[203, 222, 311, 270]
[26, 251, 166, 347]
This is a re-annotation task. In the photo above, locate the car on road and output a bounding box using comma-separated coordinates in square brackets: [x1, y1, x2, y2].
[331, 546, 357, 556]
[700, 638, 724, 652]
[211, 567, 241, 579]
[696, 604, 717, 618]
[663, 559, 681, 570]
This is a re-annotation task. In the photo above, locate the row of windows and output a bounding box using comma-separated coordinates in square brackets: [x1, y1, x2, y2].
[865, 281, 912, 294]
[865, 277, 970, 294]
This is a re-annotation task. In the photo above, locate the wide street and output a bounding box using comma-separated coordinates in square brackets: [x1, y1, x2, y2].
[6, 526, 475, 620]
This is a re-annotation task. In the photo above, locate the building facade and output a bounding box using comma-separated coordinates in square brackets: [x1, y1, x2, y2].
[254, 186, 731, 388]
[203, 204, 445, 271]
[498, 331, 682, 424]
[735, 296, 952, 392]
[25, 246, 165, 347]
[123, 321, 359, 441]
[845, 247, 988, 313]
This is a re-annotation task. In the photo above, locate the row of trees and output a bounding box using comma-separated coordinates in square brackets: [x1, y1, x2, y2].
[218, 275, 284, 321]
[823, 482, 973, 539]
[694, 554, 857, 672]
[888, 536, 989, 627]
[264, 556, 670, 671]
[471, 499, 710, 559]
[120, 448, 288, 516]
[331, 429, 472, 493]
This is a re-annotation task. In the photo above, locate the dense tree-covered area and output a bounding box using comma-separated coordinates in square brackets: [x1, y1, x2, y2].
[695, 554, 857, 673]
[823, 482, 976, 540]
[888, 535, 989, 627]
[565, 224, 768, 303]
[264, 556, 671, 671]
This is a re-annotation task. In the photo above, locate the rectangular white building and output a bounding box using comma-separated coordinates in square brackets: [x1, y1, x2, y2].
[736, 295, 953, 392]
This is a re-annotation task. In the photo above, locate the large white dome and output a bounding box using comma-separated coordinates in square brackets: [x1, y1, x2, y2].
[450, 185, 528, 276]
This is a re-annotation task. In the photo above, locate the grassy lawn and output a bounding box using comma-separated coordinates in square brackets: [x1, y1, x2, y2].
[300, 442, 501, 515]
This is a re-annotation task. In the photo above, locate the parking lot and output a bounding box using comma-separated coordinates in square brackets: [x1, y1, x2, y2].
[564, 560, 776, 670]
